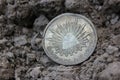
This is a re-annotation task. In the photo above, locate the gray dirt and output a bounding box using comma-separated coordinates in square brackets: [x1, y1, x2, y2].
[0, 0, 120, 80]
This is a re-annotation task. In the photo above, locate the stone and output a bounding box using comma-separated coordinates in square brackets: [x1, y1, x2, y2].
[48, 65, 74, 72]
[93, 53, 108, 65]
[33, 15, 49, 32]
[15, 67, 26, 80]
[40, 55, 51, 66]
[110, 15, 119, 25]
[112, 35, 120, 46]
[6, 0, 35, 27]
[65, 0, 79, 9]
[108, 0, 120, 5]
[114, 52, 120, 57]
[55, 75, 74, 80]
[5, 24, 15, 36]
[15, 2, 34, 27]
[0, 0, 6, 14]
[29, 67, 41, 78]
[27, 53, 36, 59]
[110, 20, 120, 35]
[6, 52, 14, 58]
[45, 66, 77, 80]
[106, 57, 113, 63]
[14, 35, 27, 46]
[65, 0, 90, 12]
[6, 4, 16, 22]
[95, 5, 102, 11]
[0, 57, 9, 68]
[106, 45, 118, 54]
[44, 77, 50, 80]
[102, 0, 120, 14]
[6, 0, 14, 5]
[34, 0, 63, 13]
[5, 52, 15, 64]
[0, 68, 14, 80]
[0, 15, 5, 23]
[22, 27, 29, 34]
[0, 38, 7, 44]
[105, 21, 110, 27]
[95, 62, 120, 80]
[26, 53, 36, 64]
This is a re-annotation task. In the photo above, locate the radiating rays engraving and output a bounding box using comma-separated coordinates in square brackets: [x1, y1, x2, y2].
[47, 19, 90, 57]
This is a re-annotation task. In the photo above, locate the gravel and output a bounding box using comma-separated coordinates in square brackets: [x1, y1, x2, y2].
[0, 0, 120, 80]
[110, 15, 119, 24]
[106, 45, 118, 54]
[95, 62, 120, 80]
[5, 52, 14, 58]
[0, 69, 14, 80]
[112, 34, 120, 46]
[65, 0, 91, 12]
[0, 38, 7, 44]
[33, 15, 49, 32]
[14, 35, 27, 46]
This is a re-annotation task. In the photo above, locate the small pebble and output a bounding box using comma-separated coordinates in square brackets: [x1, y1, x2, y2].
[110, 15, 119, 25]
[6, 52, 14, 58]
[0, 38, 7, 44]
[14, 35, 27, 46]
[29, 67, 41, 78]
[112, 34, 120, 45]
[106, 45, 118, 54]
[95, 62, 120, 80]
[33, 15, 49, 32]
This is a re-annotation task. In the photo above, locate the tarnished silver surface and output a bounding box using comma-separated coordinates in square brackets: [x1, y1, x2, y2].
[42, 13, 97, 65]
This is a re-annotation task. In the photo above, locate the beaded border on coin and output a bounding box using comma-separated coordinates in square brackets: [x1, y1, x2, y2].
[40, 13, 97, 65]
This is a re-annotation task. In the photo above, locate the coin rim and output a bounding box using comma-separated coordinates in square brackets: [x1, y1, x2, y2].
[42, 13, 97, 65]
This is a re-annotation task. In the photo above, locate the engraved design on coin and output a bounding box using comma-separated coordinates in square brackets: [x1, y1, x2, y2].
[47, 21, 90, 57]
[42, 13, 97, 65]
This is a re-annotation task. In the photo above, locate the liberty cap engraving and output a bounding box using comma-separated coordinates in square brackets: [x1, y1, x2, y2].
[42, 13, 97, 65]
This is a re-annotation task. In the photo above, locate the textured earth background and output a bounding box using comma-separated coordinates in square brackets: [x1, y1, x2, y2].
[0, 0, 120, 80]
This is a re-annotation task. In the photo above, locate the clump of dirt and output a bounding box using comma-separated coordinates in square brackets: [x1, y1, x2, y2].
[0, 0, 120, 80]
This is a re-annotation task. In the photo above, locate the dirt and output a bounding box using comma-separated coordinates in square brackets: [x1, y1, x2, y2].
[0, 0, 120, 80]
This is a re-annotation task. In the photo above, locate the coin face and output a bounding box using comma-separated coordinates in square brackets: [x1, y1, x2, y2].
[42, 13, 97, 65]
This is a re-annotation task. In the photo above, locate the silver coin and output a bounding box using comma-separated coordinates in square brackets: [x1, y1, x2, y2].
[42, 13, 97, 65]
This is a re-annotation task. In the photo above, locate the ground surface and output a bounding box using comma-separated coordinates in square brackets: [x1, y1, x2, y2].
[0, 0, 120, 80]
